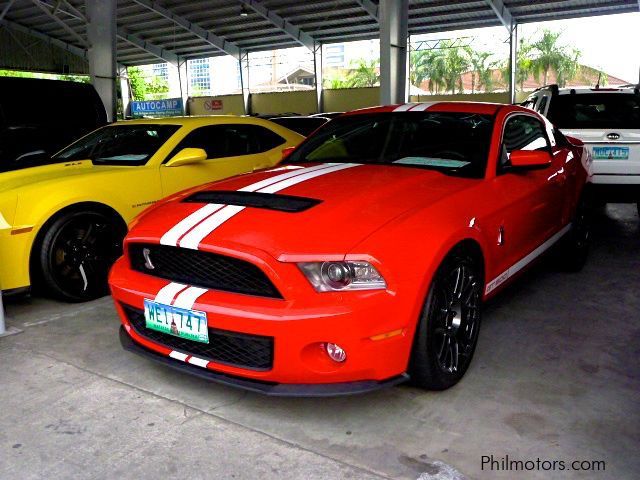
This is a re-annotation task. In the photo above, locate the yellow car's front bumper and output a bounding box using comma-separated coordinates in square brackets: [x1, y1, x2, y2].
[0, 227, 35, 291]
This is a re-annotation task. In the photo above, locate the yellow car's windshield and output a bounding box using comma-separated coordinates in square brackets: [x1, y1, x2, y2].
[53, 124, 180, 166]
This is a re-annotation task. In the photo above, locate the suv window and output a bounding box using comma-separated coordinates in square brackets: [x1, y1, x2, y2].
[547, 93, 640, 129]
[499, 114, 550, 172]
[537, 96, 548, 114]
[171, 124, 285, 160]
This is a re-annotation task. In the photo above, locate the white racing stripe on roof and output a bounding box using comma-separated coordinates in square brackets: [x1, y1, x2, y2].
[178, 163, 361, 250]
[393, 103, 418, 112]
[154, 282, 188, 305]
[409, 102, 438, 111]
[159, 163, 335, 247]
[172, 286, 208, 310]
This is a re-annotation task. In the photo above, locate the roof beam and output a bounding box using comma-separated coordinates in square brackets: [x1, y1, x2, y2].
[30, 0, 89, 47]
[131, 0, 240, 59]
[237, 0, 316, 50]
[0, 0, 16, 22]
[0, 18, 87, 59]
[354, 0, 379, 21]
[117, 27, 179, 66]
[484, 0, 514, 30]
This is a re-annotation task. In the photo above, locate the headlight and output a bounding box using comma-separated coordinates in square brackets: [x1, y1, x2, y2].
[298, 261, 386, 292]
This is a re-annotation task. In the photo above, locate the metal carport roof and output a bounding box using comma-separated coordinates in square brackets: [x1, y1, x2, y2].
[0, 0, 637, 67]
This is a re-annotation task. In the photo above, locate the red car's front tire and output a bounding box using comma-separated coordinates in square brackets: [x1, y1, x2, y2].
[409, 251, 483, 390]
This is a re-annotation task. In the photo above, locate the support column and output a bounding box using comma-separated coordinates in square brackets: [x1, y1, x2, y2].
[313, 43, 323, 113]
[379, 0, 408, 105]
[239, 52, 251, 115]
[177, 59, 189, 115]
[118, 64, 131, 119]
[86, 0, 117, 121]
[509, 22, 518, 104]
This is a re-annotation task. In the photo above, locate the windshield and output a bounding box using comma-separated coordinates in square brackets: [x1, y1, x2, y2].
[548, 93, 640, 129]
[52, 124, 180, 165]
[285, 112, 495, 178]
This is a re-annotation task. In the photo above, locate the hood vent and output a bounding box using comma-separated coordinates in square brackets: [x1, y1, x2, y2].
[183, 190, 322, 213]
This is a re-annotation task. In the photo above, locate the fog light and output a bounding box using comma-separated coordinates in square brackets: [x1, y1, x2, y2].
[325, 343, 347, 363]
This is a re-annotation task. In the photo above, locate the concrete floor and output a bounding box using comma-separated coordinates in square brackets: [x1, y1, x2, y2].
[1, 204, 639, 480]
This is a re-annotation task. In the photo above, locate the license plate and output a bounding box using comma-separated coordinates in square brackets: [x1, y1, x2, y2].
[592, 146, 629, 160]
[143, 299, 209, 344]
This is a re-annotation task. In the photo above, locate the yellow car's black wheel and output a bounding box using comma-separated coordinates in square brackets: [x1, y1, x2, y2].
[35, 209, 125, 302]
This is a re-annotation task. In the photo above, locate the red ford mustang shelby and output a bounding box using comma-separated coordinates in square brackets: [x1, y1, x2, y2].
[110, 102, 592, 396]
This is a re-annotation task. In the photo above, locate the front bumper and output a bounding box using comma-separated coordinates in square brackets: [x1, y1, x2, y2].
[110, 256, 419, 391]
[120, 326, 408, 396]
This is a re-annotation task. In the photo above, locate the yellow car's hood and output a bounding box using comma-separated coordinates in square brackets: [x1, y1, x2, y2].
[0, 160, 119, 193]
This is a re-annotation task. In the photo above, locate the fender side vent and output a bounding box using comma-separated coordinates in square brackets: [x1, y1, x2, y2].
[183, 190, 322, 213]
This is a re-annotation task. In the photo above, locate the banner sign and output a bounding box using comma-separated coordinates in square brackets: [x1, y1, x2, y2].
[204, 99, 223, 111]
[131, 98, 184, 118]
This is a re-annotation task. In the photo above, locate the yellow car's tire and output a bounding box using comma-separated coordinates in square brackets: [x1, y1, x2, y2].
[34, 208, 126, 302]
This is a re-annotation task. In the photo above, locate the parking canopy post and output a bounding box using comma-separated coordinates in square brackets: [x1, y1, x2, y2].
[313, 43, 323, 113]
[0, 290, 21, 337]
[87, 0, 117, 122]
[239, 51, 251, 115]
[509, 21, 518, 104]
[379, 0, 408, 105]
[0, 290, 4, 334]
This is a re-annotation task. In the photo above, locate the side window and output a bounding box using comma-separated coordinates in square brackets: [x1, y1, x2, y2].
[522, 97, 538, 110]
[537, 96, 548, 115]
[499, 115, 550, 172]
[169, 124, 285, 161]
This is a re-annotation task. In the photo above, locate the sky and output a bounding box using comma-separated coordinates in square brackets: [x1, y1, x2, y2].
[413, 12, 640, 84]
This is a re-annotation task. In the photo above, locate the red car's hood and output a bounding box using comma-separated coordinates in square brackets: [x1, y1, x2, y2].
[130, 163, 475, 258]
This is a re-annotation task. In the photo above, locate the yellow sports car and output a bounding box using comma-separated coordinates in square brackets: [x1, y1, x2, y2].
[0, 116, 303, 301]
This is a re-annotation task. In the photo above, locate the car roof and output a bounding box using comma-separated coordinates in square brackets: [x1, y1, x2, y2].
[115, 115, 276, 126]
[344, 101, 525, 116]
[556, 86, 639, 95]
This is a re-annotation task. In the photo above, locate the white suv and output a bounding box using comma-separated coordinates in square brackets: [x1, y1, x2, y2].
[523, 85, 640, 213]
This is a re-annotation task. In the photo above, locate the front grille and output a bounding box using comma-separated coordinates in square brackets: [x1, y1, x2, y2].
[129, 243, 282, 299]
[122, 304, 274, 371]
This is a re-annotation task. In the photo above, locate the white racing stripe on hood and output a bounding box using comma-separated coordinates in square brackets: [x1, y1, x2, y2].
[178, 162, 360, 250]
[160, 163, 336, 247]
[160, 204, 225, 247]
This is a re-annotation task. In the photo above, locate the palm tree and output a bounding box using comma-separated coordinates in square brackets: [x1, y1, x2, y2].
[464, 47, 495, 93]
[346, 59, 379, 87]
[500, 38, 534, 92]
[442, 46, 470, 94]
[530, 29, 581, 86]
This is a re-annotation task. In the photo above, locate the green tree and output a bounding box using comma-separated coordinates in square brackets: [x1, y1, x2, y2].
[464, 47, 495, 93]
[126, 66, 169, 100]
[442, 46, 470, 94]
[531, 30, 581, 87]
[345, 59, 379, 87]
[501, 39, 534, 92]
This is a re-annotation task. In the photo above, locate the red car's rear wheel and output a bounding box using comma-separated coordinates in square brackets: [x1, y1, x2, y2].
[410, 251, 482, 390]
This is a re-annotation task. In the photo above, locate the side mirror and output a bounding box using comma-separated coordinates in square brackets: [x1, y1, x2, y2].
[509, 150, 552, 170]
[165, 148, 208, 167]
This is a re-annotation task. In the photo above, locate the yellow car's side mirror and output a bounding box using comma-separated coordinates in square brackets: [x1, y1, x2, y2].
[165, 148, 208, 167]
